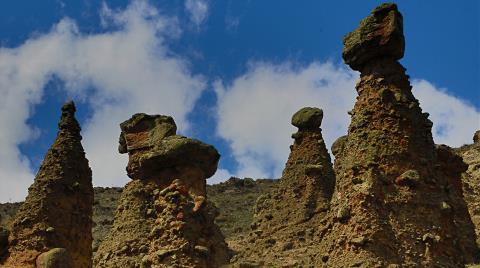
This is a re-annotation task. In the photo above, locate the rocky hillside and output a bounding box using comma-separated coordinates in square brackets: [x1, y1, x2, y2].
[0, 178, 278, 256]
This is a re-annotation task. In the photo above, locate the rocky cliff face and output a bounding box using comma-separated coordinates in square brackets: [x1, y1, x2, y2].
[1, 101, 93, 268]
[456, 131, 480, 250]
[230, 107, 336, 266]
[94, 113, 230, 267]
[319, 3, 478, 267]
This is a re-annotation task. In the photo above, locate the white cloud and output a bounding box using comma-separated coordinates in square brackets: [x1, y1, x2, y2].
[0, 0, 206, 202]
[208, 168, 235, 185]
[413, 79, 480, 146]
[214, 62, 358, 179]
[185, 0, 209, 28]
[214, 62, 480, 182]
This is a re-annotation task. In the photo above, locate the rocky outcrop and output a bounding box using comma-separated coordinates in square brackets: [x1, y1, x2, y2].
[456, 131, 480, 251]
[231, 107, 335, 266]
[1, 101, 93, 268]
[94, 113, 230, 267]
[319, 3, 478, 267]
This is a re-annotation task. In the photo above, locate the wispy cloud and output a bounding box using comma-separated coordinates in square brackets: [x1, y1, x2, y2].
[185, 0, 209, 29]
[0, 0, 206, 202]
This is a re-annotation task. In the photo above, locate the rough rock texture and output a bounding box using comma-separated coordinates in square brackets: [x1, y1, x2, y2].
[36, 248, 71, 268]
[456, 131, 480, 250]
[230, 107, 335, 266]
[94, 113, 229, 267]
[343, 2, 404, 71]
[318, 3, 478, 267]
[1, 101, 93, 268]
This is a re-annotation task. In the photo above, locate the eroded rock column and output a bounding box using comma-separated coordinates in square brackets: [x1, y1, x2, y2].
[232, 107, 335, 266]
[94, 114, 230, 268]
[320, 3, 478, 267]
[1, 101, 93, 268]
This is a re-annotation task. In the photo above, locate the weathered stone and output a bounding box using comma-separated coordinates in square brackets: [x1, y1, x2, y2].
[126, 135, 220, 180]
[343, 3, 404, 71]
[94, 114, 229, 268]
[331, 135, 347, 157]
[118, 113, 176, 154]
[36, 248, 71, 268]
[0, 227, 8, 258]
[321, 3, 478, 267]
[2, 101, 93, 268]
[234, 107, 335, 266]
[454, 130, 480, 256]
[291, 107, 323, 130]
[119, 113, 219, 180]
[474, 130, 480, 143]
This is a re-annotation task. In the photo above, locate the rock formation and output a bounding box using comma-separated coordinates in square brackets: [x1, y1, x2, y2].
[319, 3, 478, 267]
[1, 101, 93, 268]
[456, 130, 480, 250]
[231, 107, 336, 266]
[94, 113, 230, 267]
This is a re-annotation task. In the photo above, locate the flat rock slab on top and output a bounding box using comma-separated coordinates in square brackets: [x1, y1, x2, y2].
[119, 113, 220, 179]
[342, 3, 404, 71]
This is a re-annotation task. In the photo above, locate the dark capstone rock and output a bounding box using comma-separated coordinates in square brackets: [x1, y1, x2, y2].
[127, 135, 220, 179]
[474, 130, 480, 143]
[291, 107, 323, 130]
[342, 3, 404, 71]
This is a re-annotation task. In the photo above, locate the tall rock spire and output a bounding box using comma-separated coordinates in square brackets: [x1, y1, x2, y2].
[232, 107, 336, 266]
[2, 101, 93, 268]
[94, 113, 230, 267]
[319, 3, 478, 267]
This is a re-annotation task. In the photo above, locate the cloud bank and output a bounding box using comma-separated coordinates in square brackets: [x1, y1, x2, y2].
[214, 62, 480, 180]
[0, 1, 206, 202]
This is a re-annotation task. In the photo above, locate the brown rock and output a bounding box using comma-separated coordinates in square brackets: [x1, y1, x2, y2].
[36, 248, 71, 268]
[291, 107, 323, 130]
[343, 3, 404, 71]
[474, 130, 480, 144]
[94, 114, 229, 268]
[1, 101, 93, 268]
[232, 107, 335, 266]
[455, 131, 480, 258]
[119, 113, 220, 180]
[321, 3, 478, 267]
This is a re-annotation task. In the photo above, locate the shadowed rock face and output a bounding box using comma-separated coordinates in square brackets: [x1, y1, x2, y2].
[1, 101, 93, 268]
[319, 3, 478, 267]
[456, 131, 480, 253]
[94, 113, 229, 268]
[231, 107, 336, 266]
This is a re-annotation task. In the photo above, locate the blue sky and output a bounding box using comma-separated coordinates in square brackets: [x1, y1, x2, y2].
[0, 0, 478, 202]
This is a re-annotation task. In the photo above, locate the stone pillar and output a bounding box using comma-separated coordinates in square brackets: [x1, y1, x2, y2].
[94, 113, 230, 267]
[2, 101, 93, 268]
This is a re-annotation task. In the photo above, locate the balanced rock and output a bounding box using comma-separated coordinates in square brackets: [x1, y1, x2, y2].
[320, 3, 478, 267]
[291, 107, 323, 130]
[343, 3, 404, 71]
[232, 107, 335, 266]
[1, 101, 93, 268]
[94, 114, 229, 267]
